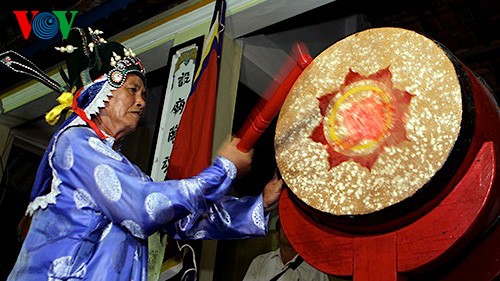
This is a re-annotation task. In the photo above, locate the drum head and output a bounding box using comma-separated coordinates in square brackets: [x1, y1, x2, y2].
[275, 27, 469, 217]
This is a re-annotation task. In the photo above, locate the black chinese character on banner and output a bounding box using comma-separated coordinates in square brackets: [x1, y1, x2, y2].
[161, 156, 170, 173]
[168, 125, 179, 143]
[177, 72, 191, 87]
[171, 98, 186, 115]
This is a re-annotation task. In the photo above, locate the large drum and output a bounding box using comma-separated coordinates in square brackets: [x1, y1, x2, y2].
[276, 27, 499, 278]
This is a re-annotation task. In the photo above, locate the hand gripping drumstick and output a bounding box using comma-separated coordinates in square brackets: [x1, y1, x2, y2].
[237, 43, 313, 152]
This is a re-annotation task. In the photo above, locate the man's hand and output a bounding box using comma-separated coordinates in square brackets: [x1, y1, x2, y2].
[219, 137, 253, 177]
[263, 171, 284, 212]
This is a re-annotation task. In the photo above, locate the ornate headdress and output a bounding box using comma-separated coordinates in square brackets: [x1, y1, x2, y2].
[0, 27, 146, 214]
[50, 27, 146, 137]
[61, 27, 146, 89]
[1, 27, 146, 125]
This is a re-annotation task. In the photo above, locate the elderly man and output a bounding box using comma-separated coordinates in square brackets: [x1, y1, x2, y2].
[5, 27, 282, 281]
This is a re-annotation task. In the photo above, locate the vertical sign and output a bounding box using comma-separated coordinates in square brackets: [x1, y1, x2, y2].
[150, 40, 202, 181]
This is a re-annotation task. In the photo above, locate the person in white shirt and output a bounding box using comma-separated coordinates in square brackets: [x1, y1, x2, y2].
[243, 218, 330, 281]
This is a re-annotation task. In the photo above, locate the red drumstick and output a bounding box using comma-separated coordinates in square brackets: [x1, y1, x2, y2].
[237, 43, 313, 152]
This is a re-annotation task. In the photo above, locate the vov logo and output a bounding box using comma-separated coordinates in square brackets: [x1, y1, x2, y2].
[14, 11, 78, 40]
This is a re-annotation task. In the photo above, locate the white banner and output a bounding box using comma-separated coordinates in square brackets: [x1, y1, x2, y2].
[150, 43, 199, 181]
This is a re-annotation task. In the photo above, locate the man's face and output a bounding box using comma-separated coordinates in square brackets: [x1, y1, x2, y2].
[98, 74, 146, 139]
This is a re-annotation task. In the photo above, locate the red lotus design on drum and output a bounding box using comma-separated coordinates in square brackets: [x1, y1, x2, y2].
[310, 67, 414, 171]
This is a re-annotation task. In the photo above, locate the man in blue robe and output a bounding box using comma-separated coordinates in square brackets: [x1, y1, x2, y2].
[5, 27, 283, 281]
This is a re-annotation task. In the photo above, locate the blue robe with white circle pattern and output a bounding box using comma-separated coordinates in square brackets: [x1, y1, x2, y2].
[8, 126, 267, 280]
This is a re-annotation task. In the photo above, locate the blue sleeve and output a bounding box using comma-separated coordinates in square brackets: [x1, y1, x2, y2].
[164, 194, 269, 240]
[52, 127, 236, 239]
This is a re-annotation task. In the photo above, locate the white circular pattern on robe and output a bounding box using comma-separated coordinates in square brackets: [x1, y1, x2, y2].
[193, 230, 209, 239]
[99, 222, 113, 241]
[88, 137, 123, 161]
[179, 180, 195, 198]
[252, 202, 265, 230]
[74, 189, 97, 209]
[48, 256, 87, 280]
[178, 214, 193, 231]
[121, 219, 146, 239]
[145, 193, 173, 223]
[209, 204, 231, 226]
[62, 144, 74, 170]
[94, 164, 122, 201]
[55, 137, 74, 170]
[186, 178, 203, 190]
[179, 180, 188, 197]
